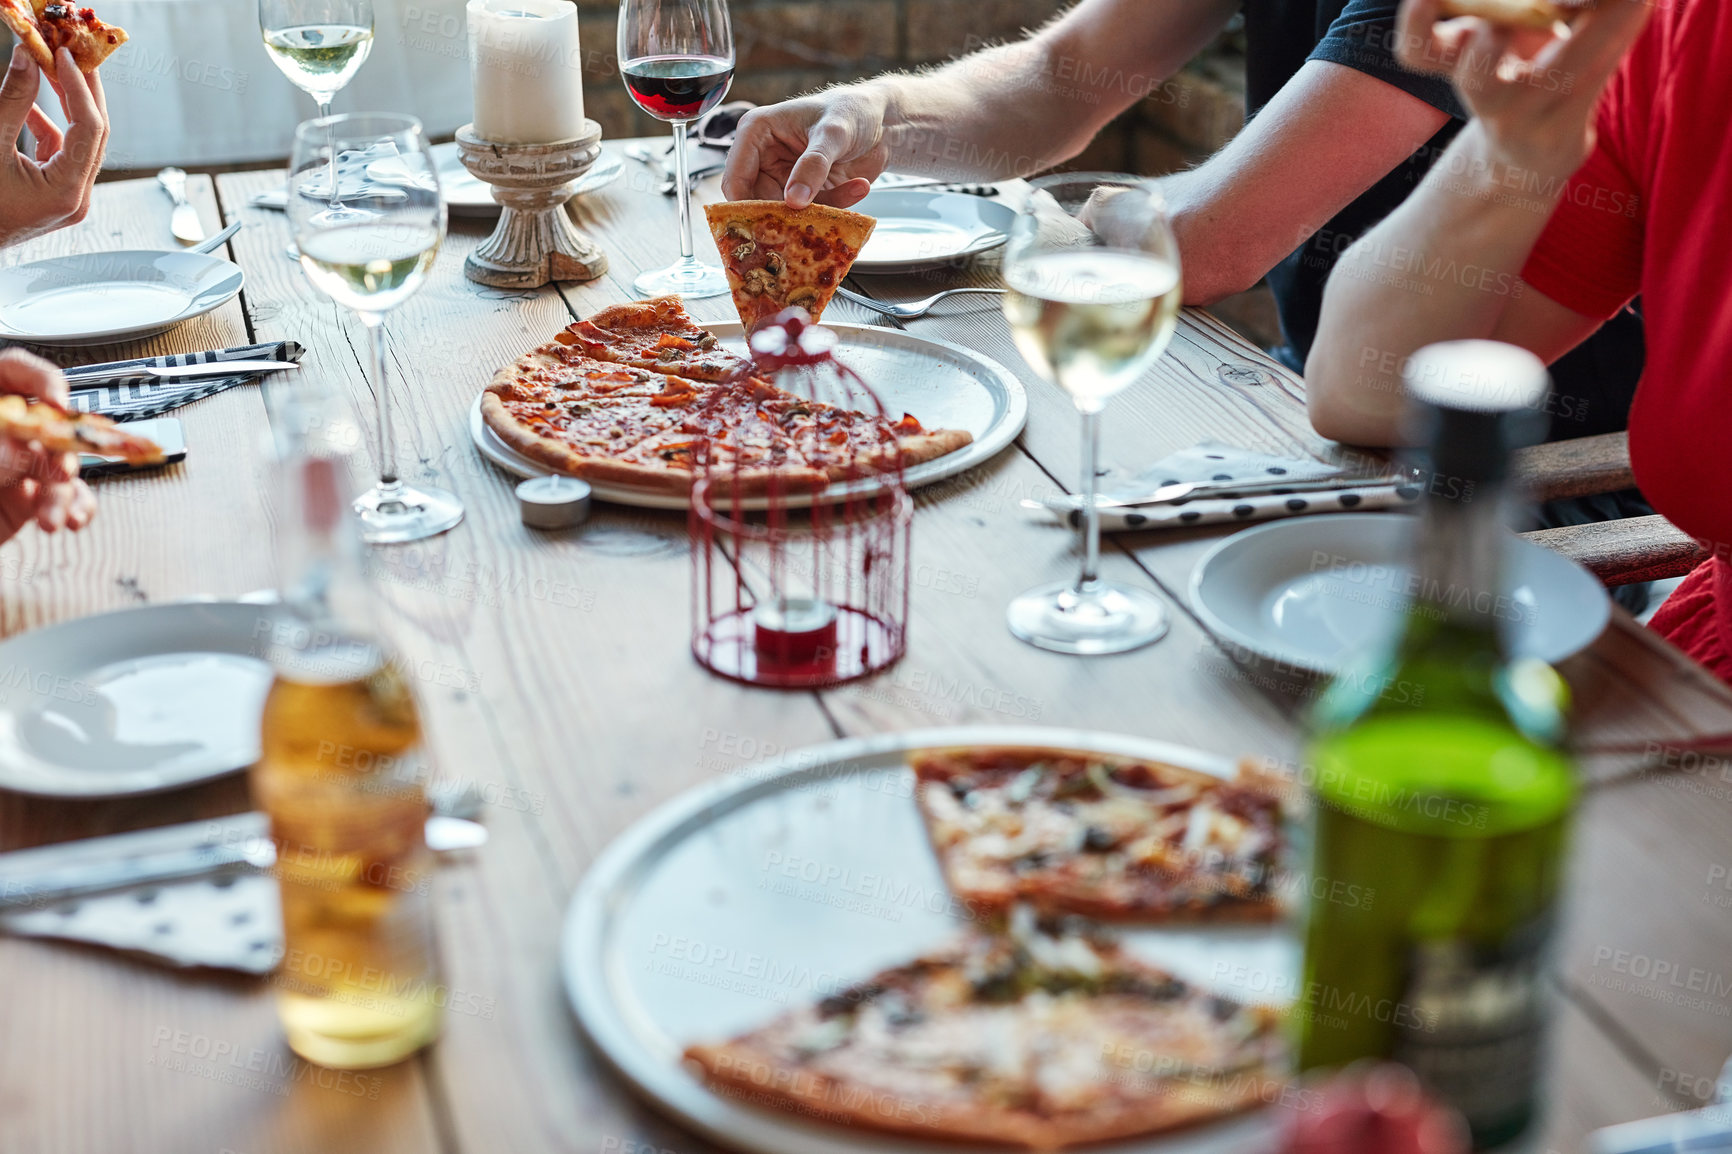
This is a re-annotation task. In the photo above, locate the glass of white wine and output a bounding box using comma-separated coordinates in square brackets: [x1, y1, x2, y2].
[289, 113, 463, 544]
[263, 0, 375, 233]
[1001, 173, 1182, 654]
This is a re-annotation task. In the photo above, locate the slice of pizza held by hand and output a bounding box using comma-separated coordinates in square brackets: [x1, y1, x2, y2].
[704, 201, 875, 332]
[684, 917, 1286, 1148]
[0, 395, 162, 463]
[1, 0, 129, 72]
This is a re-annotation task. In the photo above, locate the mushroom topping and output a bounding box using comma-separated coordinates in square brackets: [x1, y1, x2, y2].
[741, 268, 776, 296]
[725, 221, 754, 242]
[786, 286, 819, 309]
[732, 241, 756, 260]
[764, 252, 785, 276]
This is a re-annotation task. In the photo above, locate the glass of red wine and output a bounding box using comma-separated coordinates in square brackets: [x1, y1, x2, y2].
[618, 0, 735, 298]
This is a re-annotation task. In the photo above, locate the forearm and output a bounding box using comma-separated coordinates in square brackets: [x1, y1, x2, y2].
[1305, 120, 1562, 444]
[873, 0, 1236, 180]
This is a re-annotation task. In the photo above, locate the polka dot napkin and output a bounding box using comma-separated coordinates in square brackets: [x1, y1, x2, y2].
[1037, 441, 1422, 532]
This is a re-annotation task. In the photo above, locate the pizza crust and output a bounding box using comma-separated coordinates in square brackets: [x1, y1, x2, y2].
[0, 0, 52, 68]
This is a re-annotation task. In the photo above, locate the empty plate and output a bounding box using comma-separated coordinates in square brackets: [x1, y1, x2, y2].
[0, 601, 277, 797]
[852, 189, 1016, 272]
[0, 250, 245, 346]
[1189, 513, 1610, 675]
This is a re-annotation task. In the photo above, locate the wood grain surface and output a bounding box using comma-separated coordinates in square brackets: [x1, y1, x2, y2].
[0, 155, 1727, 1154]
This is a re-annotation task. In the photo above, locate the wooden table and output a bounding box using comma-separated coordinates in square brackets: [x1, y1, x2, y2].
[3, 149, 1731, 1154]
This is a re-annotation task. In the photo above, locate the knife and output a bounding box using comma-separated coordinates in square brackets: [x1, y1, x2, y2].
[157, 167, 205, 246]
[0, 812, 487, 911]
[64, 360, 300, 387]
[1022, 472, 1415, 513]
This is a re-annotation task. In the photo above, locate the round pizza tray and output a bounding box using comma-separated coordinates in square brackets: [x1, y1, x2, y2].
[561, 726, 1296, 1154]
[469, 323, 1028, 510]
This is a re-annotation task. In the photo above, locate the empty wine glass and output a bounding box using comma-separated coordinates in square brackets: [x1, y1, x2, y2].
[618, 0, 735, 298]
[1000, 174, 1182, 654]
[288, 113, 463, 544]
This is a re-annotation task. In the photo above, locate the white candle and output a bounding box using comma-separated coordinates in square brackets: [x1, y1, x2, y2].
[467, 0, 586, 144]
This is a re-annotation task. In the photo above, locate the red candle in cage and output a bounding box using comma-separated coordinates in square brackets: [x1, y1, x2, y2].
[689, 309, 911, 688]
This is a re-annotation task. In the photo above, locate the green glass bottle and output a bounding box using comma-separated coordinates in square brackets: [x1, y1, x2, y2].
[1296, 341, 1576, 1147]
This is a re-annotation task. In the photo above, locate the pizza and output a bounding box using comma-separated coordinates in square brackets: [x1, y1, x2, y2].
[555, 295, 754, 382]
[704, 200, 875, 332]
[1, 0, 128, 72]
[911, 747, 1291, 922]
[480, 296, 972, 494]
[684, 916, 1285, 1148]
[0, 395, 162, 463]
[1436, 0, 1564, 28]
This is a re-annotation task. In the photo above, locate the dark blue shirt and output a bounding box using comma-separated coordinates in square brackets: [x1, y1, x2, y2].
[1242, 0, 1644, 442]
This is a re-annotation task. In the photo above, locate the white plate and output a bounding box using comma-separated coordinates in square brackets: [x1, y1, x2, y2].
[852, 190, 1016, 273]
[423, 142, 626, 217]
[0, 601, 276, 798]
[1189, 513, 1611, 675]
[0, 250, 245, 347]
[562, 726, 1291, 1154]
[469, 322, 1028, 510]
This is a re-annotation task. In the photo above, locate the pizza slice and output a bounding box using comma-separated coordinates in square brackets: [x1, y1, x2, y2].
[704, 200, 875, 333]
[557, 295, 753, 382]
[911, 747, 1292, 922]
[684, 917, 1285, 1148]
[1, 0, 128, 72]
[0, 395, 162, 463]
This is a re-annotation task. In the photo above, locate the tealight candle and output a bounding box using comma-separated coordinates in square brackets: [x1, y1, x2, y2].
[468, 0, 586, 145]
[517, 475, 591, 529]
[752, 596, 839, 667]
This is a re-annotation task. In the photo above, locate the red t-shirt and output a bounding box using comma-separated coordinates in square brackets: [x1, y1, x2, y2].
[1522, 0, 1732, 680]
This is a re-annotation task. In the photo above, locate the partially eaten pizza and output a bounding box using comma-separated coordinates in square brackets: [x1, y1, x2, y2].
[704, 201, 875, 332]
[0, 395, 162, 463]
[684, 915, 1285, 1148]
[480, 295, 971, 494]
[911, 747, 1293, 922]
[1, 0, 128, 72]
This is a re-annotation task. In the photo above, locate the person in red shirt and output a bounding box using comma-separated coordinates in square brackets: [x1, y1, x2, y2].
[1304, 0, 1732, 680]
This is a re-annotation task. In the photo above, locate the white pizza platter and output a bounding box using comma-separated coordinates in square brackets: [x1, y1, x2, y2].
[469, 322, 1028, 511]
[562, 727, 1296, 1154]
[0, 250, 245, 346]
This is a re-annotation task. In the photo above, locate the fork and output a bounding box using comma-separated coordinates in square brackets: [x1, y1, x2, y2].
[835, 284, 1006, 320]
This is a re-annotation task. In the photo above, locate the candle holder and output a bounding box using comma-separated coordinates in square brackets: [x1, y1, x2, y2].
[690, 311, 912, 688]
[455, 121, 609, 289]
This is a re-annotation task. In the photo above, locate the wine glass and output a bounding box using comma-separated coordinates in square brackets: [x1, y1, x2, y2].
[263, 0, 375, 249]
[289, 113, 463, 544]
[618, 0, 735, 298]
[1000, 173, 1182, 654]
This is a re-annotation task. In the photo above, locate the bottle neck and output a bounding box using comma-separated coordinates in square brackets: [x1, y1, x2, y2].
[272, 455, 385, 682]
[1405, 479, 1508, 645]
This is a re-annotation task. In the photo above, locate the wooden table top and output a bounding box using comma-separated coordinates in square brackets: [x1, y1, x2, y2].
[2, 145, 1730, 1154]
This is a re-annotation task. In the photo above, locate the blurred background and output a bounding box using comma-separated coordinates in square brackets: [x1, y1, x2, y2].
[0, 0, 1277, 344]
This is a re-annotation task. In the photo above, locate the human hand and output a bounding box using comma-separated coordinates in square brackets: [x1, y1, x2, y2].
[1394, 0, 1651, 180]
[0, 45, 111, 248]
[0, 350, 96, 543]
[721, 86, 892, 209]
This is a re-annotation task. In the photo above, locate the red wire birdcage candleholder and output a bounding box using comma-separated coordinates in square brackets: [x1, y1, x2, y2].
[690, 310, 912, 688]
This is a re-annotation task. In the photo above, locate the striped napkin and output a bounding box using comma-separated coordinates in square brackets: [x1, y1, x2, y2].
[65, 342, 303, 421]
[1039, 441, 1422, 532]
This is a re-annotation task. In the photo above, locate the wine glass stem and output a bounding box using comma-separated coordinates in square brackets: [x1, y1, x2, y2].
[672, 120, 695, 264]
[363, 313, 402, 499]
[317, 96, 341, 212]
[1076, 404, 1103, 595]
